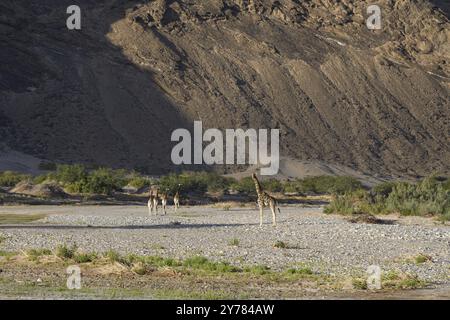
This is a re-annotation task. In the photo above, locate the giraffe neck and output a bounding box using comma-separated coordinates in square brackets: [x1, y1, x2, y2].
[252, 175, 263, 195]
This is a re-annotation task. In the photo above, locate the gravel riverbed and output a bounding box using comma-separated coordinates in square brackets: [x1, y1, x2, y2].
[0, 205, 449, 284]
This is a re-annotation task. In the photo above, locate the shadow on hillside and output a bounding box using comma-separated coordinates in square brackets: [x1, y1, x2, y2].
[2, 0, 195, 174]
[430, 0, 450, 17]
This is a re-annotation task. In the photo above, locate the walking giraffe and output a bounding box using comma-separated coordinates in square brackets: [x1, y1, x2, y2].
[251, 173, 280, 226]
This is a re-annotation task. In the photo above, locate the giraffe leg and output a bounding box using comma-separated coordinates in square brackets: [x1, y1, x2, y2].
[270, 201, 277, 226]
[259, 204, 264, 227]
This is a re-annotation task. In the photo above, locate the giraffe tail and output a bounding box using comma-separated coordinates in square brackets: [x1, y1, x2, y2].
[277, 207, 281, 214]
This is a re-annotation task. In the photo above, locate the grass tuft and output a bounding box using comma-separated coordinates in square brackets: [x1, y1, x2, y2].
[273, 241, 288, 249]
[55, 244, 77, 260]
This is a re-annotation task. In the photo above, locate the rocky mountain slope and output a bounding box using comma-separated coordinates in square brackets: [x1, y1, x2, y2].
[0, 0, 449, 176]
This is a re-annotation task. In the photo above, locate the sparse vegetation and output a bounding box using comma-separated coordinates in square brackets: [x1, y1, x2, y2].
[0, 214, 46, 225]
[352, 270, 427, 291]
[1, 164, 369, 199]
[352, 278, 368, 290]
[228, 238, 240, 246]
[0, 171, 31, 187]
[74, 252, 97, 263]
[274, 241, 288, 249]
[243, 265, 271, 275]
[413, 253, 432, 264]
[55, 244, 77, 260]
[26, 248, 52, 261]
[285, 176, 363, 195]
[286, 267, 313, 275]
[325, 176, 450, 220]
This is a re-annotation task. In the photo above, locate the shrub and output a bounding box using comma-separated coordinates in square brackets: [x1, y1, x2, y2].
[182, 256, 240, 273]
[74, 252, 97, 263]
[62, 167, 127, 195]
[273, 241, 288, 249]
[324, 176, 450, 219]
[0, 171, 30, 187]
[81, 168, 126, 195]
[55, 164, 87, 184]
[26, 248, 52, 261]
[287, 176, 362, 195]
[244, 265, 271, 275]
[229, 238, 240, 246]
[104, 250, 121, 263]
[32, 174, 50, 185]
[231, 177, 255, 194]
[372, 181, 396, 198]
[159, 172, 206, 194]
[324, 194, 358, 215]
[127, 175, 151, 189]
[286, 267, 313, 275]
[262, 179, 283, 193]
[282, 181, 302, 194]
[159, 171, 235, 195]
[56, 244, 77, 259]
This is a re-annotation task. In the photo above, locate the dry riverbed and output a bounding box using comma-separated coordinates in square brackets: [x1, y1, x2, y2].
[0, 205, 449, 299]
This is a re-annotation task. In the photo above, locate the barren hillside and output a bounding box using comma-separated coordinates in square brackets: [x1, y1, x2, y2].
[0, 0, 449, 176]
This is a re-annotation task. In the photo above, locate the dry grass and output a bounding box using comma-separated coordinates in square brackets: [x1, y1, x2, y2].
[0, 214, 46, 225]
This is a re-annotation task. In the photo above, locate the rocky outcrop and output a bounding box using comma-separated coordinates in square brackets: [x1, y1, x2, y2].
[0, 0, 449, 176]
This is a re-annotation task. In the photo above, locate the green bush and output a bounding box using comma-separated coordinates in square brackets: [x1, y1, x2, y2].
[159, 171, 235, 195]
[231, 177, 255, 194]
[56, 244, 77, 259]
[324, 194, 358, 215]
[283, 176, 362, 195]
[262, 179, 283, 193]
[55, 164, 87, 184]
[74, 252, 97, 263]
[442, 179, 450, 191]
[372, 181, 396, 198]
[127, 175, 151, 189]
[282, 181, 302, 193]
[324, 176, 450, 219]
[304, 176, 362, 194]
[81, 168, 126, 195]
[32, 174, 50, 185]
[61, 166, 128, 195]
[0, 171, 30, 187]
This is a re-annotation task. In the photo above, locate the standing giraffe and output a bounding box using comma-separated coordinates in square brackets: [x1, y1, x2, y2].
[173, 191, 180, 212]
[148, 187, 159, 215]
[159, 189, 169, 215]
[251, 173, 280, 226]
[147, 193, 155, 215]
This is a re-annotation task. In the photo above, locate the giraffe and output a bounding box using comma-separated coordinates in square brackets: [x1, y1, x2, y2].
[251, 173, 280, 226]
[173, 191, 180, 212]
[159, 189, 169, 215]
[148, 187, 159, 215]
[147, 193, 155, 215]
